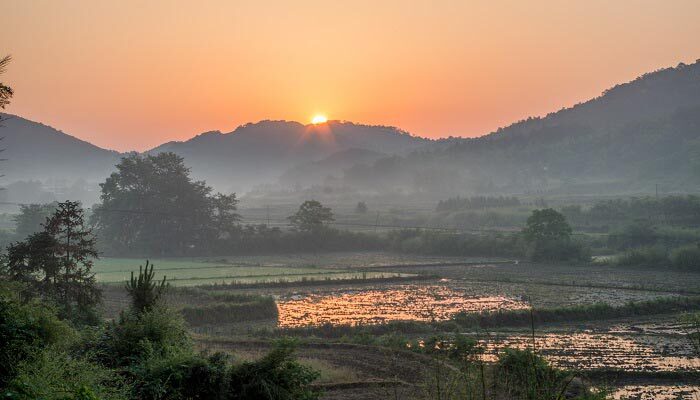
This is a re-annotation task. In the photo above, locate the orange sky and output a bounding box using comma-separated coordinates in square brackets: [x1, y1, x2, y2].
[3, 0, 700, 151]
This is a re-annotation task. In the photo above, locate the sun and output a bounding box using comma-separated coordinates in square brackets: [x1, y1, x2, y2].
[311, 115, 328, 124]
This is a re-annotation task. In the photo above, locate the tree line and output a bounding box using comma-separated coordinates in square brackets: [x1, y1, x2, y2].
[436, 195, 521, 212]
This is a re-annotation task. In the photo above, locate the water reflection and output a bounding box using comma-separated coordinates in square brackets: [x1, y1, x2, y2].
[480, 333, 699, 371]
[277, 285, 528, 327]
[612, 385, 700, 400]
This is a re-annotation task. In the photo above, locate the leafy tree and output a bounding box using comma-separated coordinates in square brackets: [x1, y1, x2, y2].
[354, 201, 368, 214]
[125, 260, 167, 313]
[522, 208, 572, 243]
[522, 209, 587, 262]
[91, 153, 239, 256]
[0, 55, 12, 111]
[288, 200, 334, 233]
[4, 201, 101, 323]
[13, 203, 57, 239]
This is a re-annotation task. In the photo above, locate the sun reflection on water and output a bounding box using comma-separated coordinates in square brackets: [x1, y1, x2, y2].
[276, 285, 529, 327]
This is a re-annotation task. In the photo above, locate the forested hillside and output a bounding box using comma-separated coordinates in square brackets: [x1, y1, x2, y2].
[343, 61, 700, 195]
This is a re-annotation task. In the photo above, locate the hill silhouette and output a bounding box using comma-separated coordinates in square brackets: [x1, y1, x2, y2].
[2, 59, 699, 199]
[342, 60, 700, 196]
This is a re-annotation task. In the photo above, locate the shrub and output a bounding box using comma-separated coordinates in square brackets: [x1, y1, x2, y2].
[526, 238, 590, 262]
[670, 245, 700, 271]
[97, 305, 191, 368]
[0, 292, 75, 387]
[130, 350, 229, 400]
[494, 348, 571, 400]
[228, 340, 320, 400]
[614, 246, 669, 267]
[3, 348, 129, 400]
[181, 297, 278, 326]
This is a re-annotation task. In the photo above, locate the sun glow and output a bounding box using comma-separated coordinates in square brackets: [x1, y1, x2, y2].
[311, 115, 328, 124]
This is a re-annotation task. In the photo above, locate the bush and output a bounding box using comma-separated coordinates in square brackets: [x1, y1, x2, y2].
[0, 292, 75, 387]
[228, 340, 320, 400]
[494, 348, 571, 400]
[671, 245, 700, 271]
[181, 296, 278, 326]
[526, 238, 590, 262]
[97, 305, 191, 368]
[4, 348, 129, 400]
[130, 350, 229, 400]
[614, 246, 669, 267]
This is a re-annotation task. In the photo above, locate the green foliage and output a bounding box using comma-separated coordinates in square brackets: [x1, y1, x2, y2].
[181, 296, 278, 326]
[97, 305, 191, 368]
[670, 245, 700, 271]
[354, 201, 368, 214]
[607, 221, 658, 250]
[12, 203, 57, 239]
[522, 209, 587, 262]
[387, 229, 523, 258]
[523, 209, 572, 243]
[288, 200, 334, 233]
[129, 350, 229, 400]
[680, 312, 700, 356]
[228, 340, 320, 400]
[454, 296, 700, 329]
[0, 55, 12, 110]
[91, 153, 240, 256]
[3, 348, 129, 400]
[494, 349, 573, 400]
[614, 246, 669, 267]
[125, 260, 168, 313]
[4, 201, 101, 325]
[0, 292, 75, 387]
[436, 195, 520, 212]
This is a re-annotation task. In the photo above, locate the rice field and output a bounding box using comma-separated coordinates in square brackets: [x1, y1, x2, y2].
[94, 256, 409, 286]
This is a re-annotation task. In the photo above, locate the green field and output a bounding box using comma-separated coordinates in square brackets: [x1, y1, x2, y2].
[93, 256, 410, 286]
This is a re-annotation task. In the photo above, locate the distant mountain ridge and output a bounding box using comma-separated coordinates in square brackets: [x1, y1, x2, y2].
[0, 113, 120, 183]
[2, 59, 699, 199]
[148, 120, 431, 192]
[342, 60, 700, 195]
[0, 115, 431, 195]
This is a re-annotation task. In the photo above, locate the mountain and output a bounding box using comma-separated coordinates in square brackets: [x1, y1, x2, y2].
[0, 113, 120, 183]
[0, 115, 431, 199]
[278, 148, 388, 187]
[149, 120, 431, 192]
[341, 60, 700, 196]
[3, 59, 699, 201]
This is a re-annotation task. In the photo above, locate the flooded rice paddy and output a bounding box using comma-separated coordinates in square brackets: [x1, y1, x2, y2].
[612, 385, 700, 399]
[480, 333, 699, 371]
[276, 285, 529, 327]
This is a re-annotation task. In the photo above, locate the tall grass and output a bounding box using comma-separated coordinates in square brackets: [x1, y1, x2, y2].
[181, 295, 278, 326]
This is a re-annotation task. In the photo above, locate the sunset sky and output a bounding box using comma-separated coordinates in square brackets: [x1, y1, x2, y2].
[3, 0, 700, 151]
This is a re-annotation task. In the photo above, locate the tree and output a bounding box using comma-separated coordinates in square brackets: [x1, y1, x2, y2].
[0, 55, 12, 111]
[288, 200, 334, 233]
[355, 201, 368, 214]
[125, 260, 168, 313]
[13, 203, 57, 239]
[521, 208, 586, 262]
[5, 201, 101, 323]
[522, 208, 572, 243]
[91, 153, 240, 255]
